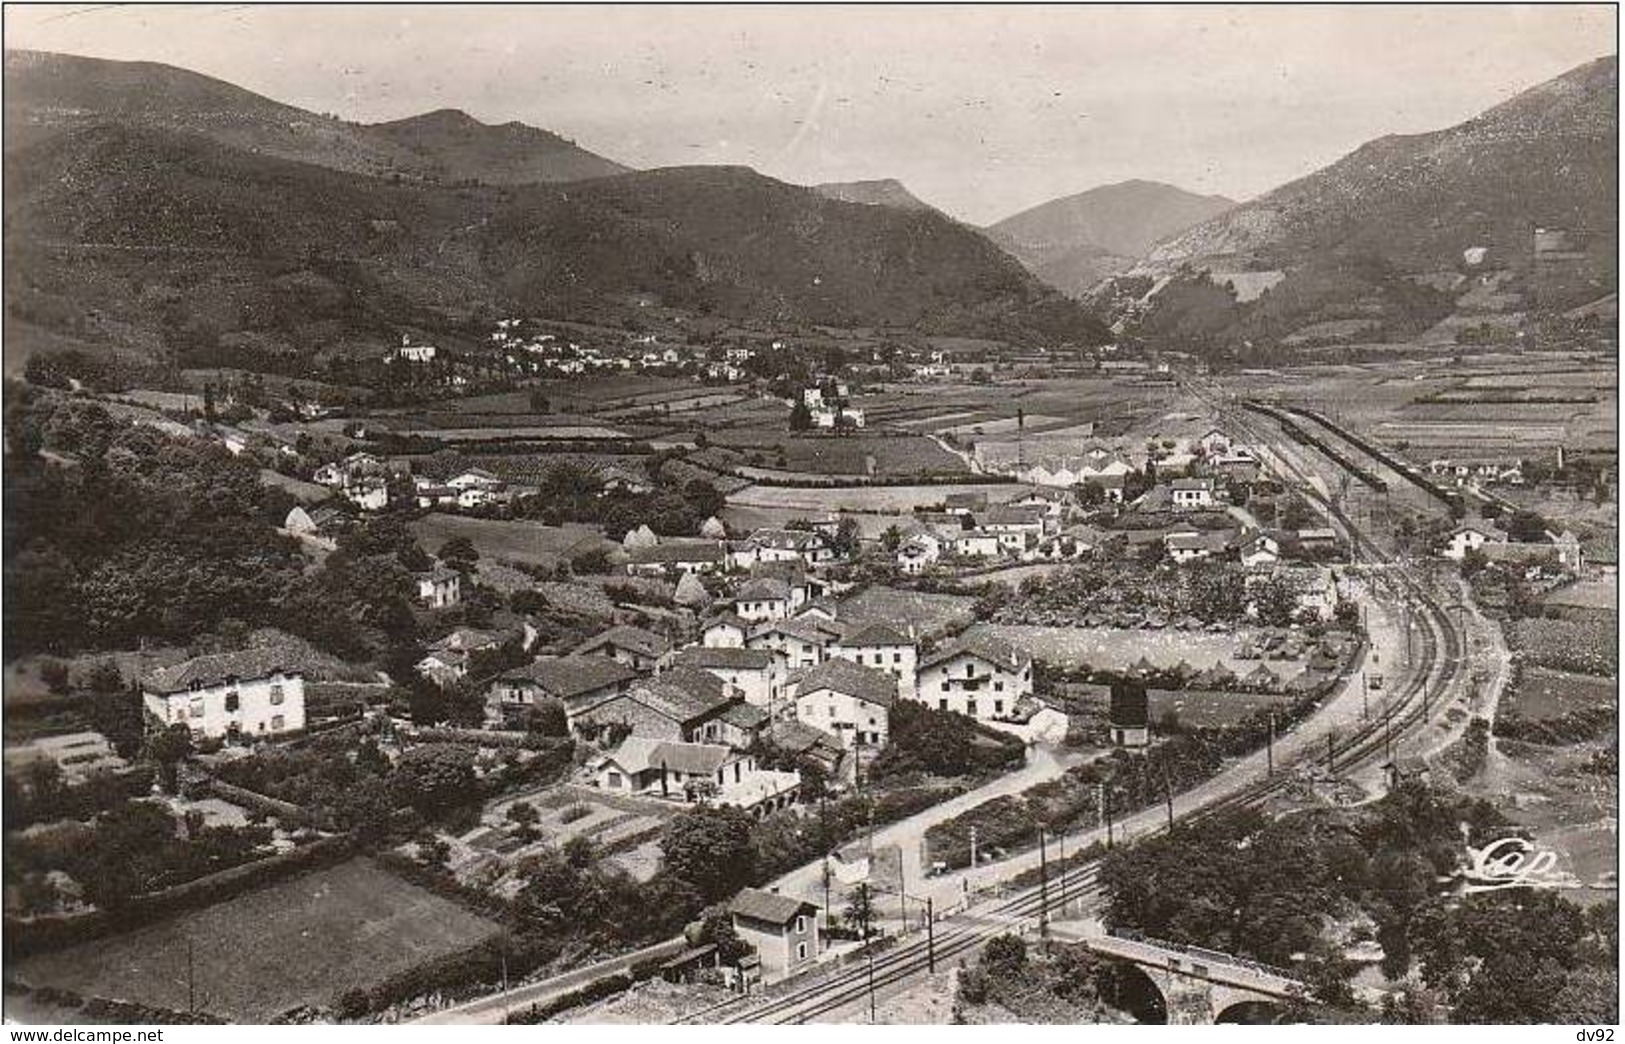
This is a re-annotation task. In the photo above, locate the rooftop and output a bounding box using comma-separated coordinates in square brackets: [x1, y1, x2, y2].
[574, 625, 672, 660]
[793, 658, 898, 708]
[731, 887, 816, 925]
[920, 632, 1030, 673]
[498, 656, 638, 699]
[144, 647, 306, 695]
[670, 646, 776, 671]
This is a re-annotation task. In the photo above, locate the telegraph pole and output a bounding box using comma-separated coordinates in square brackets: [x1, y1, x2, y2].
[1327, 731, 1336, 774]
[969, 825, 978, 868]
[1104, 783, 1114, 849]
[1266, 711, 1275, 777]
[926, 897, 936, 973]
[1163, 765, 1174, 831]
[862, 881, 877, 1024]
[1037, 826, 1050, 939]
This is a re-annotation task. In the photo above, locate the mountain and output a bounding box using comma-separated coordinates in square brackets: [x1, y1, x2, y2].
[4, 124, 1106, 374]
[367, 108, 628, 184]
[1114, 55, 1619, 350]
[4, 48, 629, 185]
[812, 178, 938, 213]
[985, 180, 1235, 296]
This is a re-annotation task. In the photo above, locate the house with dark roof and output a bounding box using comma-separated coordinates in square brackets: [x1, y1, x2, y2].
[766, 720, 846, 775]
[1170, 477, 1217, 510]
[917, 634, 1033, 722]
[830, 622, 917, 701]
[487, 656, 639, 721]
[573, 625, 673, 672]
[574, 670, 736, 743]
[700, 612, 751, 649]
[730, 528, 834, 570]
[141, 648, 305, 740]
[625, 541, 728, 577]
[746, 617, 841, 670]
[416, 565, 462, 608]
[789, 658, 896, 749]
[730, 888, 821, 982]
[668, 646, 782, 709]
[980, 504, 1049, 550]
[735, 577, 792, 623]
[1109, 681, 1150, 748]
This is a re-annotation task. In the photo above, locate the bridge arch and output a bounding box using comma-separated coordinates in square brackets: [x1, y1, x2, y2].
[1214, 998, 1290, 1024]
[1099, 960, 1169, 1024]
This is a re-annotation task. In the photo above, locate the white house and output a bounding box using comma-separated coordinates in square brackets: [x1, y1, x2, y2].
[142, 649, 306, 740]
[896, 531, 943, 575]
[952, 530, 1002, 558]
[732, 529, 835, 568]
[345, 480, 388, 512]
[701, 613, 751, 649]
[916, 635, 1033, 721]
[747, 618, 840, 671]
[1239, 531, 1282, 569]
[830, 622, 917, 701]
[416, 566, 462, 608]
[448, 468, 504, 492]
[1443, 524, 1503, 561]
[1170, 477, 1216, 510]
[667, 646, 782, 709]
[790, 659, 895, 749]
[735, 577, 792, 623]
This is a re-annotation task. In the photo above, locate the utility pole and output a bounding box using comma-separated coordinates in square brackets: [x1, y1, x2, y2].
[1038, 826, 1050, 939]
[1163, 765, 1174, 831]
[186, 938, 196, 1014]
[862, 882, 877, 1024]
[1266, 711, 1275, 777]
[926, 897, 936, 973]
[1327, 731, 1336, 774]
[1104, 783, 1114, 849]
[969, 825, 978, 868]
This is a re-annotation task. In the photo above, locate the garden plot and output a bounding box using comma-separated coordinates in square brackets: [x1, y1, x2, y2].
[837, 587, 978, 638]
[11, 858, 502, 1022]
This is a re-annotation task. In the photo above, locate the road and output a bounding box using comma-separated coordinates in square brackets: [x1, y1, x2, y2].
[768, 742, 1098, 922]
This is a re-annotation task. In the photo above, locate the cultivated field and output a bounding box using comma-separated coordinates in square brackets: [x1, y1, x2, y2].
[410, 514, 613, 567]
[726, 482, 1029, 513]
[837, 587, 978, 638]
[12, 858, 503, 1022]
[971, 623, 1294, 676]
[1502, 666, 1616, 721]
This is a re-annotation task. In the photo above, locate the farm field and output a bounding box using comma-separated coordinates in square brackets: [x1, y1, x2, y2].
[719, 504, 917, 540]
[1506, 615, 1618, 677]
[410, 513, 612, 567]
[726, 482, 1029, 513]
[11, 858, 503, 1022]
[837, 586, 977, 638]
[1502, 666, 1617, 721]
[1066, 685, 1294, 728]
[388, 425, 635, 441]
[970, 623, 1298, 677]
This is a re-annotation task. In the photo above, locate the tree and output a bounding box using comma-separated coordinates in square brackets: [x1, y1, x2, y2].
[142, 723, 194, 793]
[439, 537, 480, 569]
[830, 517, 861, 558]
[983, 933, 1027, 973]
[522, 699, 570, 737]
[660, 805, 757, 902]
[880, 525, 903, 554]
[844, 884, 875, 938]
[38, 658, 71, 695]
[789, 400, 813, 432]
[390, 744, 477, 819]
[1504, 509, 1548, 544]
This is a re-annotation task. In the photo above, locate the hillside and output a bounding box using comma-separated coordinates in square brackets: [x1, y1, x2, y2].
[4, 125, 1107, 375]
[1113, 55, 1619, 352]
[985, 180, 1235, 296]
[4, 48, 629, 185]
[812, 178, 938, 213]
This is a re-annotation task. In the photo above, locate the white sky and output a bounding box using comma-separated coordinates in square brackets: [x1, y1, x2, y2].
[5, 3, 1616, 224]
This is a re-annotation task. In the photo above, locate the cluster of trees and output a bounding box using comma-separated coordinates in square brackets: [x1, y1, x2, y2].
[1099, 781, 1617, 1022]
[4, 395, 309, 658]
[511, 457, 725, 539]
[5, 798, 272, 913]
[980, 559, 1309, 628]
[868, 701, 1025, 781]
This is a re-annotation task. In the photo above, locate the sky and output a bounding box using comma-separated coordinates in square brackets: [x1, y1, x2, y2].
[5, 3, 1616, 224]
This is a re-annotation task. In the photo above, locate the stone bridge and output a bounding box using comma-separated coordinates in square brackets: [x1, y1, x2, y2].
[1083, 932, 1307, 1024]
